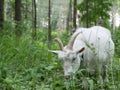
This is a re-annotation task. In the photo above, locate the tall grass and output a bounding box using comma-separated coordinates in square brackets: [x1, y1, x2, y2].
[0, 27, 120, 90]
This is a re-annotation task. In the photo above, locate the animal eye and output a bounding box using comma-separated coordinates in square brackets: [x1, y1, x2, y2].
[72, 57, 76, 62]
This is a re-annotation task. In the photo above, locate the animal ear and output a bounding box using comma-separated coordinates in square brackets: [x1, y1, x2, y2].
[77, 47, 85, 54]
[48, 50, 62, 55]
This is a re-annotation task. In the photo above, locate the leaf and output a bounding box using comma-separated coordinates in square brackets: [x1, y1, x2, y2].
[45, 66, 54, 71]
[39, 83, 51, 90]
[87, 78, 94, 90]
[4, 77, 14, 84]
[42, 88, 51, 90]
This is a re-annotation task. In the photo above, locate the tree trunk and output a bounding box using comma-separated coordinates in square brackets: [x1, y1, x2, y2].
[86, 0, 89, 27]
[32, 0, 37, 39]
[111, 2, 118, 31]
[48, 0, 51, 47]
[66, 0, 72, 32]
[0, 0, 4, 29]
[94, 1, 96, 25]
[15, 0, 21, 36]
[73, 0, 77, 31]
[25, 0, 28, 19]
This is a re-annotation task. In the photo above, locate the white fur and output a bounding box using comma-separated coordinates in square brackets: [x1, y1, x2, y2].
[73, 26, 114, 77]
[50, 26, 114, 82]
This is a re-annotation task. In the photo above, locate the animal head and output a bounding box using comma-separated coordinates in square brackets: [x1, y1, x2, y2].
[49, 33, 85, 77]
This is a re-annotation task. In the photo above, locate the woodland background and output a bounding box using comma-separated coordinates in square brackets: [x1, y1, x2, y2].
[0, 0, 120, 90]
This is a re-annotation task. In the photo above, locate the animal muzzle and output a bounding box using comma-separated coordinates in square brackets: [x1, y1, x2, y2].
[64, 75, 70, 80]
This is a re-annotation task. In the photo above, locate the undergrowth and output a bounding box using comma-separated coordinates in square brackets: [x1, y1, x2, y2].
[0, 28, 120, 90]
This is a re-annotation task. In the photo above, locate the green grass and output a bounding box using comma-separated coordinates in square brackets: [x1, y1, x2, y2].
[0, 29, 120, 90]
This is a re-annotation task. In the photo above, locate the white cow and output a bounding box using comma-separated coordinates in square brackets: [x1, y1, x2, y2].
[49, 26, 114, 83]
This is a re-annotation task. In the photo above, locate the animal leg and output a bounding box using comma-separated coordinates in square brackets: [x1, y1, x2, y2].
[103, 65, 109, 83]
[97, 65, 103, 84]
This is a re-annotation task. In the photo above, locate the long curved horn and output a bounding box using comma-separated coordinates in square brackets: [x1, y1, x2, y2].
[54, 38, 64, 50]
[67, 33, 80, 50]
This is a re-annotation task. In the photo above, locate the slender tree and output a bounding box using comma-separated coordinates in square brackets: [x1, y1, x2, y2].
[111, 2, 118, 30]
[48, 0, 51, 46]
[66, 0, 73, 32]
[15, 0, 21, 36]
[32, 0, 37, 39]
[25, 0, 28, 19]
[0, 0, 4, 29]
[86, 0, 89, 27]
[66, 0, 72, 30]
[73, 0, 77, 31]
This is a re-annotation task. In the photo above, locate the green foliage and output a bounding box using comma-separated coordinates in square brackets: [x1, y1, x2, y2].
[1, 0, 120, 89]
[0, 26, 120, 90]
[113, 27, 120, 57]
[77, 0, 112, 27]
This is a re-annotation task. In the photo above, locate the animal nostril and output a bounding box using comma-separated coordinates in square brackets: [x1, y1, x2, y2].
[65, 75, 70, 80]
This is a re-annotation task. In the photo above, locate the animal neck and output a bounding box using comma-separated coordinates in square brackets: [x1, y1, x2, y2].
[79, 53, 84, 70]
